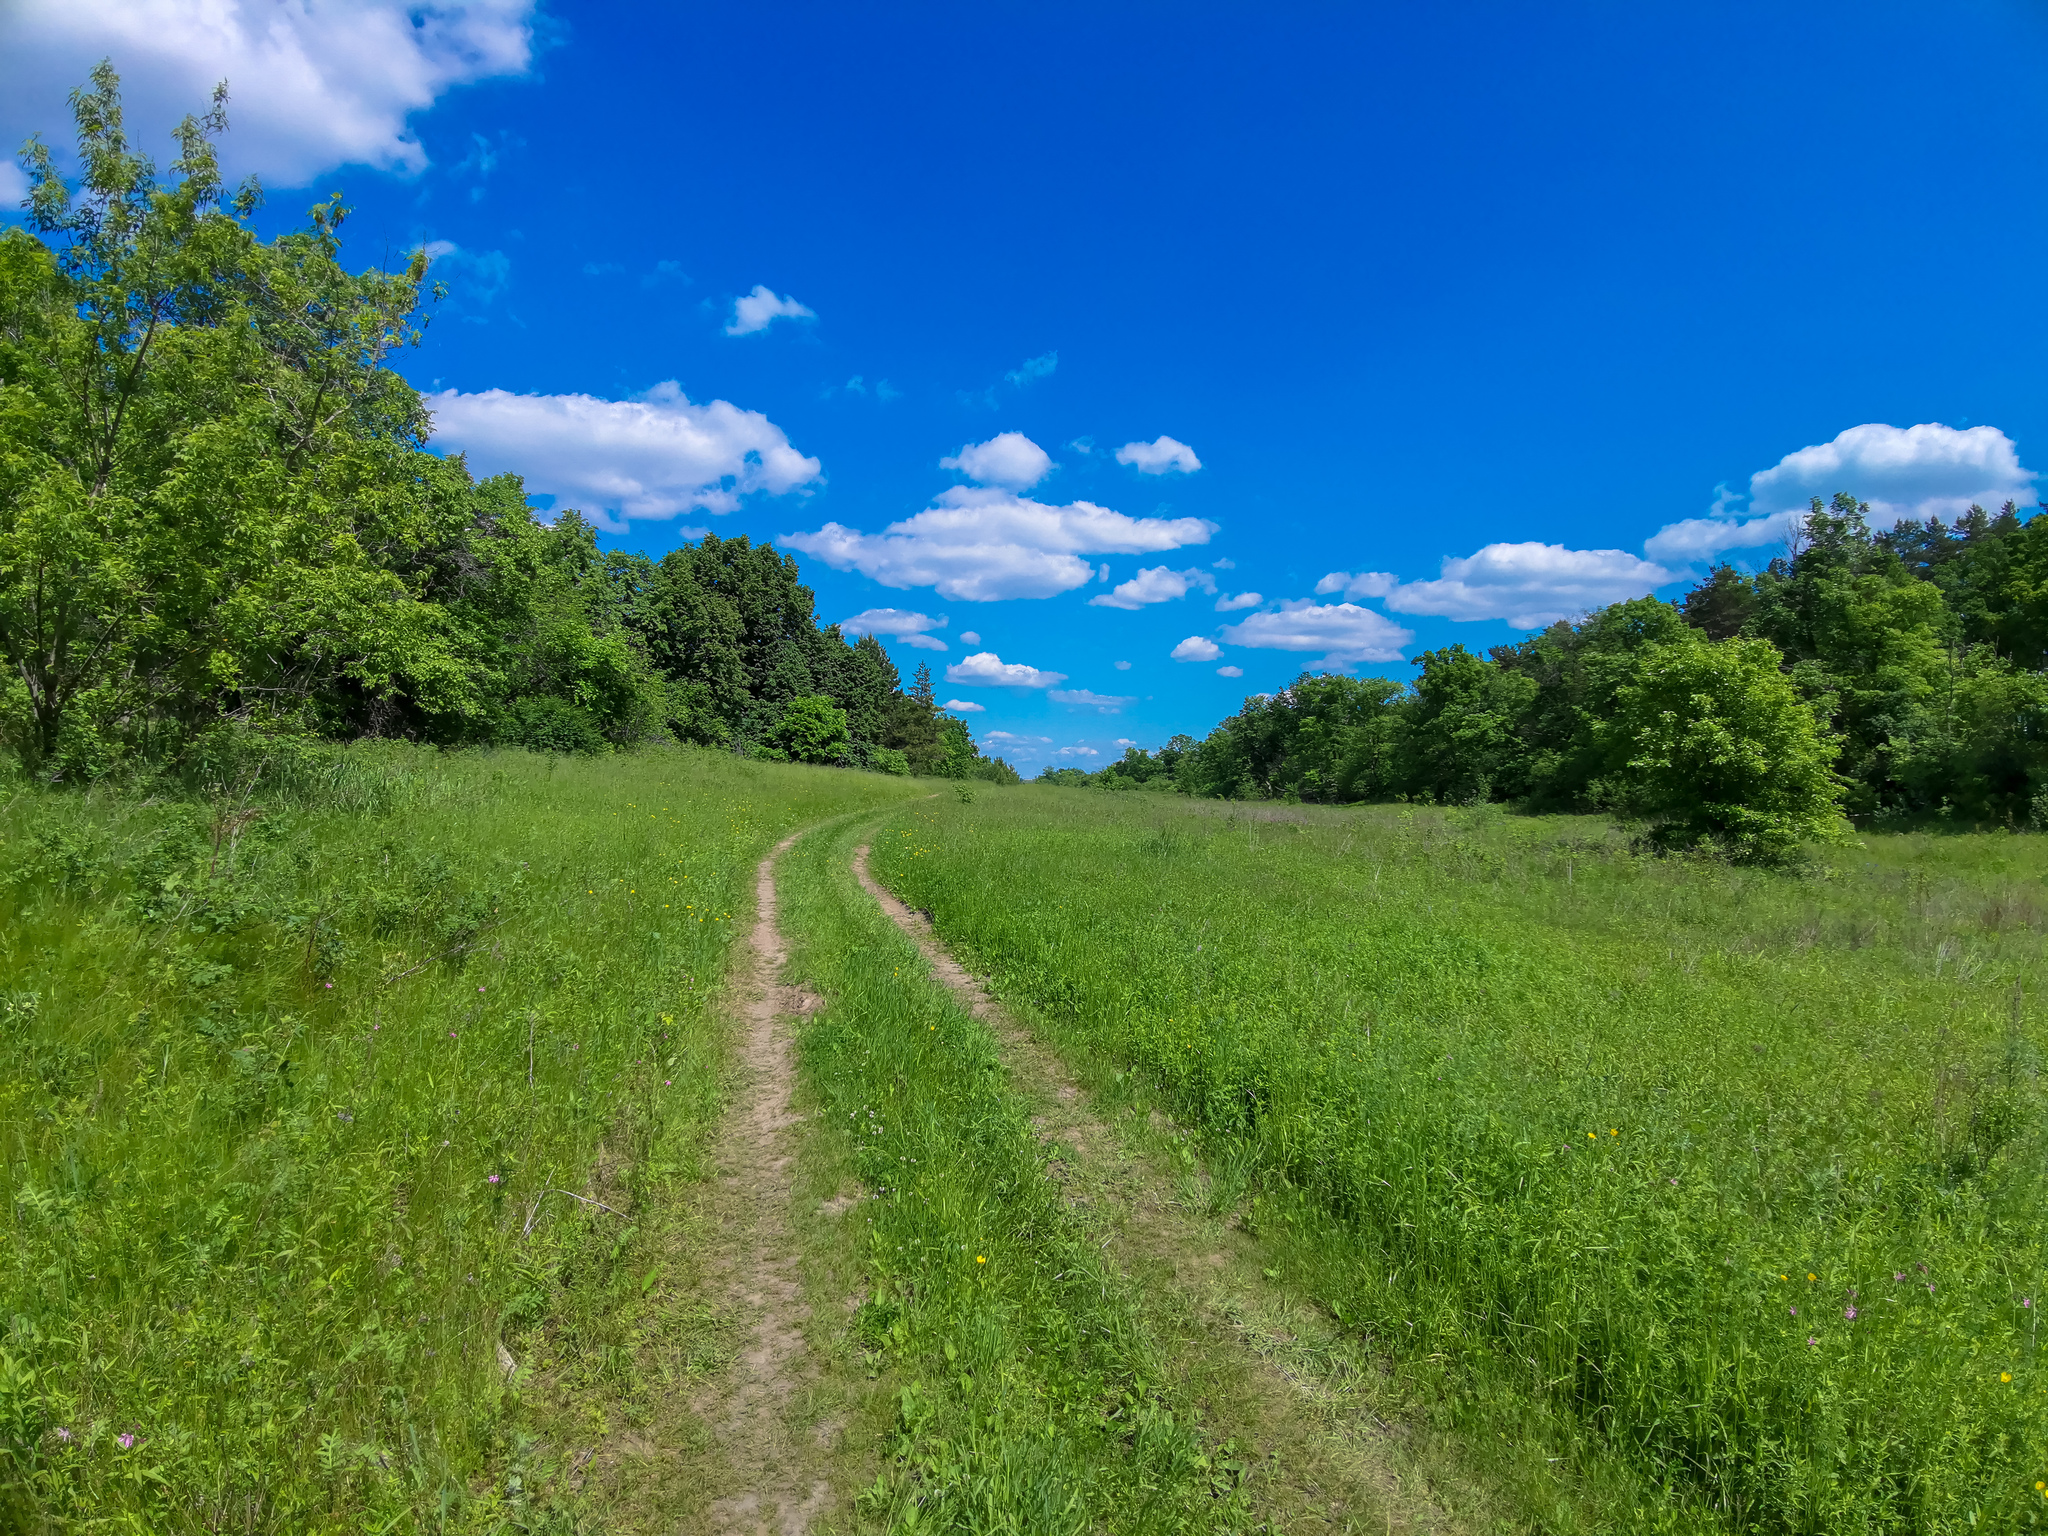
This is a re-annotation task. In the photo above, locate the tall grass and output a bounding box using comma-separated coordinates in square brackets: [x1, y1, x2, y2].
[872, 791, 2048, 1532]
[0, 745, 915, 1532]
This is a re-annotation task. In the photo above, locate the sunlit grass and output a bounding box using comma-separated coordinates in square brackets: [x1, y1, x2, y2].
[872, 790, 2048, 1533]
[0, 745, 916, 1531]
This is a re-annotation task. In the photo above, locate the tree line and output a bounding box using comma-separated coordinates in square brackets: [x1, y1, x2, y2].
[1051, 494, 2048, 860]
[0, 70, 1014, 785]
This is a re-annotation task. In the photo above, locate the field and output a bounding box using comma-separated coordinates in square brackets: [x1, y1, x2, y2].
[869, 791, 2048, 1532]
[5, 756, 2044, 1533]
[0, 746, 918, 1530]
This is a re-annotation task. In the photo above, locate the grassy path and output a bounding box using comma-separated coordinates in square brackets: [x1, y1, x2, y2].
[850, 841, 1486, 1535]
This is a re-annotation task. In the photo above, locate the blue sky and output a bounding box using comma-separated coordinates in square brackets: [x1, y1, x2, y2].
[8, 2, 2048, 768]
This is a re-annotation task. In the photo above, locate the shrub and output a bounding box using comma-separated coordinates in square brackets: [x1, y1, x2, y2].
[505, 696, 608, 755]
[761, 694, 850, 765]
[1599, 632, 1843, 862]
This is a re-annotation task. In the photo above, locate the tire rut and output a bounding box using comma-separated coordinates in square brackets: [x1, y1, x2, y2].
[852, 841, 1469, 1535]
[688, 829, 831, 1535]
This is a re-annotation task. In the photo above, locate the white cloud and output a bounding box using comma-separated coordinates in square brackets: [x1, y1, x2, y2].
[1116, 435, 1202, 475]
[1214, 591, 1261, 611]
[1113, 737, 1136, 747]
[941, 432, 1053, 491]
[1006, 352, 1057, 386]
[1055, 745, 1101, 758]
[1088, 565, 1216, 609]
[945, 651, 1067, 688]
[1171, 636, 1222, 662]
[781, 486, 1216, 602]
[428, 381, 821, 520]
[422, 241, 511, 310]
[839, 608, 947, 650]
[959, 630, 981, 645]
[1382, 544, 1674, 629]
[1642, 510, 1803, 565]
[1217, 665, 1244, 677]
[0, 0, 534, 188]
[726, 284, 815, 336]
[982, 730, 1051, 756]
[1049, 689, 1136, 713]
[1314, 570, 1398, 600]
[943, 698, 986, 713]
[1113, 659, 1132, 670]
[1220, 601, 1414, 665]
[1646, 422, 2039, 565]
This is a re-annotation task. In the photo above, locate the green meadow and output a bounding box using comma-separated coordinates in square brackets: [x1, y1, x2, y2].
[0, 747, 916, 1530]
[870, 789, 2048, 1533]
[6, 754, 2046, 1533]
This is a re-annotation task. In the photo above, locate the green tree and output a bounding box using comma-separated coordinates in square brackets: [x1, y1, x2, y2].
[1598, 632, 1843, 862]
[0, 68, 461, 775]
[1398, 645, 1537, 804]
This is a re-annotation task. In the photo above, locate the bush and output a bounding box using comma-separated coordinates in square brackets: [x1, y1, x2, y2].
[867, 746, 912, 776]
[761, 694, 850, 764]
[505, 696, 608, 755]
[1599, 633, 1844, 862]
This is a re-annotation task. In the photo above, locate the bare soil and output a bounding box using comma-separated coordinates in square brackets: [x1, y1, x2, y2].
[684, 830, 832, 1535]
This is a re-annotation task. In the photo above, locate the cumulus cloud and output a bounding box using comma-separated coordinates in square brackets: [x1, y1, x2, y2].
[1314, 570, 1398, 600]
[0, 0, 534, 188]
[943, 698, 986, 713]
[1214, 591, 1261, 611]
[725, 284, 815, 336]
[945, 651, 1067, 688]
[1049, 689, 1136, 713]
[1116, 435, 1202, 475]
[1171, 636, 1222, 662]
[959, 630, 981, 645]
[1382, 544, 1674, 629]
[1220, 601, 1414, 665]
[1217, 665, 1244, 677]
[781, 487, 1216, 602]
[1055, 745, 1101, 758]
[839, 608, 947, 650]
[1089, 565, 1215, 609]
[941, 432, 1053, 491]
[1646, 422, 2039, 565]
[427, 381, 821, 520]
[1113, 659, 1132, 670]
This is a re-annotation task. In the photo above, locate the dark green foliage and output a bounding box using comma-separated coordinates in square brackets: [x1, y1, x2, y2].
[1104, 493, 2048, 858]
[0, 73, 999, 785]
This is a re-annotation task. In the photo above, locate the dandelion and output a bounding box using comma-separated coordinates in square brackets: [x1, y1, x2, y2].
[1610, 1128, 1618, 1136]
[976, 1255, 986, 1264]
[2004, 1372, 2014, 1383]
[1587, 1131, 1595, 1139]
[1807, 1272, 1816, 1282]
